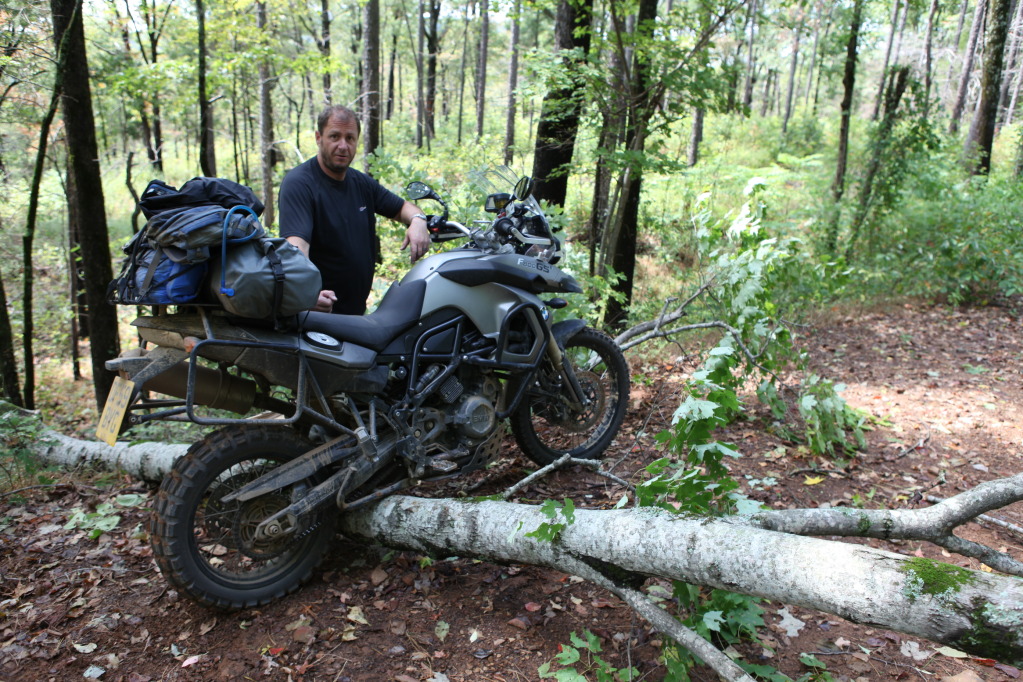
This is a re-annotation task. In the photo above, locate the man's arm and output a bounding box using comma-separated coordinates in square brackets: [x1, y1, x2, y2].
[394, 201, 431, 264]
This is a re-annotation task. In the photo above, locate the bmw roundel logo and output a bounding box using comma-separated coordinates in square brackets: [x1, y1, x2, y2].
[541, 307, 550, 320]
[304, 331, 342, 349]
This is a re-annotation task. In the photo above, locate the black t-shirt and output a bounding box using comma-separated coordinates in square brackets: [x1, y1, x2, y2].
[278, 159, 404, 314]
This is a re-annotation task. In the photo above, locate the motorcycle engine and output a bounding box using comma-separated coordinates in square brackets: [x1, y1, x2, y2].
[454, 395, 496, 439]
[428, 370, 500, 441]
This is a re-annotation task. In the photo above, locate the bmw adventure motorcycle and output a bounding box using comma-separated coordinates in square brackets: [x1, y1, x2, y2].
[102, 169, 630, 609]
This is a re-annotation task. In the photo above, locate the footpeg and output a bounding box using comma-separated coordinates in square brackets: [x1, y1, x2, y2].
[427, 458, 458, 473]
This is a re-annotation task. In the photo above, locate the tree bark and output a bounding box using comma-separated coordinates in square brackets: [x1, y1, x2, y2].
[923, 0, 941, 120]
[997, 0, 1023, 128]
[829, 0, 862, 219]
[603, 0, 658, 330]
[320, 0, 332, 104]
[362, 0, 381, 162]
[688, 107, 704, 166]
[257, 1, 276, 228]
[782, 15, 803, 133]
[340, 495, 1023, 663]
[872, 0, 902, 121]
[0, 220, 22, 407]
[455, 0, 470, 144]
[197, 0, 216, 177]
[950, 0, 988, 134]
[966, 0, 1012, 173]
[474, 0, 489, 139]
[846, 66, 910, 260]
[503, 0, 520, 165]
[424, 0, 441, 141]
[826, 0, 864, 255]
[741, 0, 759, 112]
[531, 0, 593, 207]
[51, 0, 120, 408]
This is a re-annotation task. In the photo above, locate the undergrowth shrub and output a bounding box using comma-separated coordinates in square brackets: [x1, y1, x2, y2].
[868, 173, 1023, 305]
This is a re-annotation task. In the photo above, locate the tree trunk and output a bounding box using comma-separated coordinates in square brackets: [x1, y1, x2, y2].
[474, 0, 489, 139]
[923, 0, 941, 120]
[803, 1, 827, 107]
[0, 219, 22, 407]
[424, 0, 441, 141]
[604, 0, 658, 330]
[827, 0, 864, 255]
[782, 16, 803, 133]
[257, 1, 276, 228]
[65, 156, 83, 381]
[456, 0, 470, 144]
[872, 0, 902, 121]
[950, 0, 988, 134]
[741, 0, 759, 112]
[965, 0, 1012, 174]
[1016, 114, 1023, 176]
[197, 0, 216, 177]
[51, 0, 120, 408]
[340, 495, 1023, 663]
[386, 26, 397, 119]
[503, 0, 520, 165]
[415, 0, 425, 148]
[362, 0, 381, 162]
[321, 0, 332, 104]
[530, 0, 593, 207]
[846, 66, 910, 260]
[688, 107, 704, 166]
[996, 0, 1023, 128]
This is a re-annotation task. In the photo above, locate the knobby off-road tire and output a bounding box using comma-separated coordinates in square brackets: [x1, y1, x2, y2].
[150, 425, 337, 610]
[510, 327, 630, 466]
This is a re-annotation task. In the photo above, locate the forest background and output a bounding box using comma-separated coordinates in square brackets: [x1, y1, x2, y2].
[1, 0, 1022, 421]
[1, 0, 1023, 679]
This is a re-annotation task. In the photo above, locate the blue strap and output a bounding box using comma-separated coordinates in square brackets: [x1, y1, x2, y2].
[220, 205, 261, 296]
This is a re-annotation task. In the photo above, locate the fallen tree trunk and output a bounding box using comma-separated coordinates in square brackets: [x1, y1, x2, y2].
[32, 430, 187, 482]
[340, 495, 1023, 664]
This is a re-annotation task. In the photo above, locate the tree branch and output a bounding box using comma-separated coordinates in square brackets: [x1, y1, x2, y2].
[742, 472, 1023, 576]
[559, 554, 756, 682]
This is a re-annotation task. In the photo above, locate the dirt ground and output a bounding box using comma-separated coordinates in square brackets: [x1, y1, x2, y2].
[1, 303, 1021, 682]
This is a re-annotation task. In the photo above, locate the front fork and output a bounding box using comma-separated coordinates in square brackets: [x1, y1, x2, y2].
[546, 321, 589, 412]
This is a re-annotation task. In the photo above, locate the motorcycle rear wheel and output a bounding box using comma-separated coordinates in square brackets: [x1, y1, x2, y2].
[511, 327, 630, 466]
[150, 425, 337, 610]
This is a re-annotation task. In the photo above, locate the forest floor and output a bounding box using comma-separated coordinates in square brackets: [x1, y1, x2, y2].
[1, 303, 1022, 682]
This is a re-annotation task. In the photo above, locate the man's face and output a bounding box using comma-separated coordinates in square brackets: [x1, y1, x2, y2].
[315, 115, 359, 179]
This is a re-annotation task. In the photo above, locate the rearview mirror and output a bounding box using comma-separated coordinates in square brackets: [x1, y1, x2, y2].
[406, 181, 435, 201]
[513, 176, 534, 201]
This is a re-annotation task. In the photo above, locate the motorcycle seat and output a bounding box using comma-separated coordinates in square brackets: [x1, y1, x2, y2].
[297, 279, 427, 352]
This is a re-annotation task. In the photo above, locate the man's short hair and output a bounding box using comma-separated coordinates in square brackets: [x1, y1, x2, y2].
[317, 105, 361, 136]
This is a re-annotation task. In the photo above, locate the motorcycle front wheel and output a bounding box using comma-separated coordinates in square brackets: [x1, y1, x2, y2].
[150, 425, 337, 610]
[510, 327, 630, 466]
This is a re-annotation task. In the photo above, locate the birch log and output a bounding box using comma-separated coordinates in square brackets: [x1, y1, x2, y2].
[340, 496, 1023, 664]
[31, 430, 188, 481]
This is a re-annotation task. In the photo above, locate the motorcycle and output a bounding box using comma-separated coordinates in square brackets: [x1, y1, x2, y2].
[102, 169, 630, 609]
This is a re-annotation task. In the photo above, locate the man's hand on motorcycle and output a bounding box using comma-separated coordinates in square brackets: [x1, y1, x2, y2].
[313, 289, 337, 312]
[403, 221, 431, 264]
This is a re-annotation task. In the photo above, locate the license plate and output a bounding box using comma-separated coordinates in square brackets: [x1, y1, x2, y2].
[96, 376, 135, 446]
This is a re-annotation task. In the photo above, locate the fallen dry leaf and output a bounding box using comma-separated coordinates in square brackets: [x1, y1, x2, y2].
[507, 616, 530, 630]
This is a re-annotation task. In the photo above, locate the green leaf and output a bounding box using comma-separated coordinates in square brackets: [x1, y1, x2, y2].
[702, 610, 725, 632]
[555, 644, 581, 666]
[799, 653, 827, 669]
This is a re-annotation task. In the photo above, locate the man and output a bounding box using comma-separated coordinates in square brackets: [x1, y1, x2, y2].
[278, 105, 431, 314]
